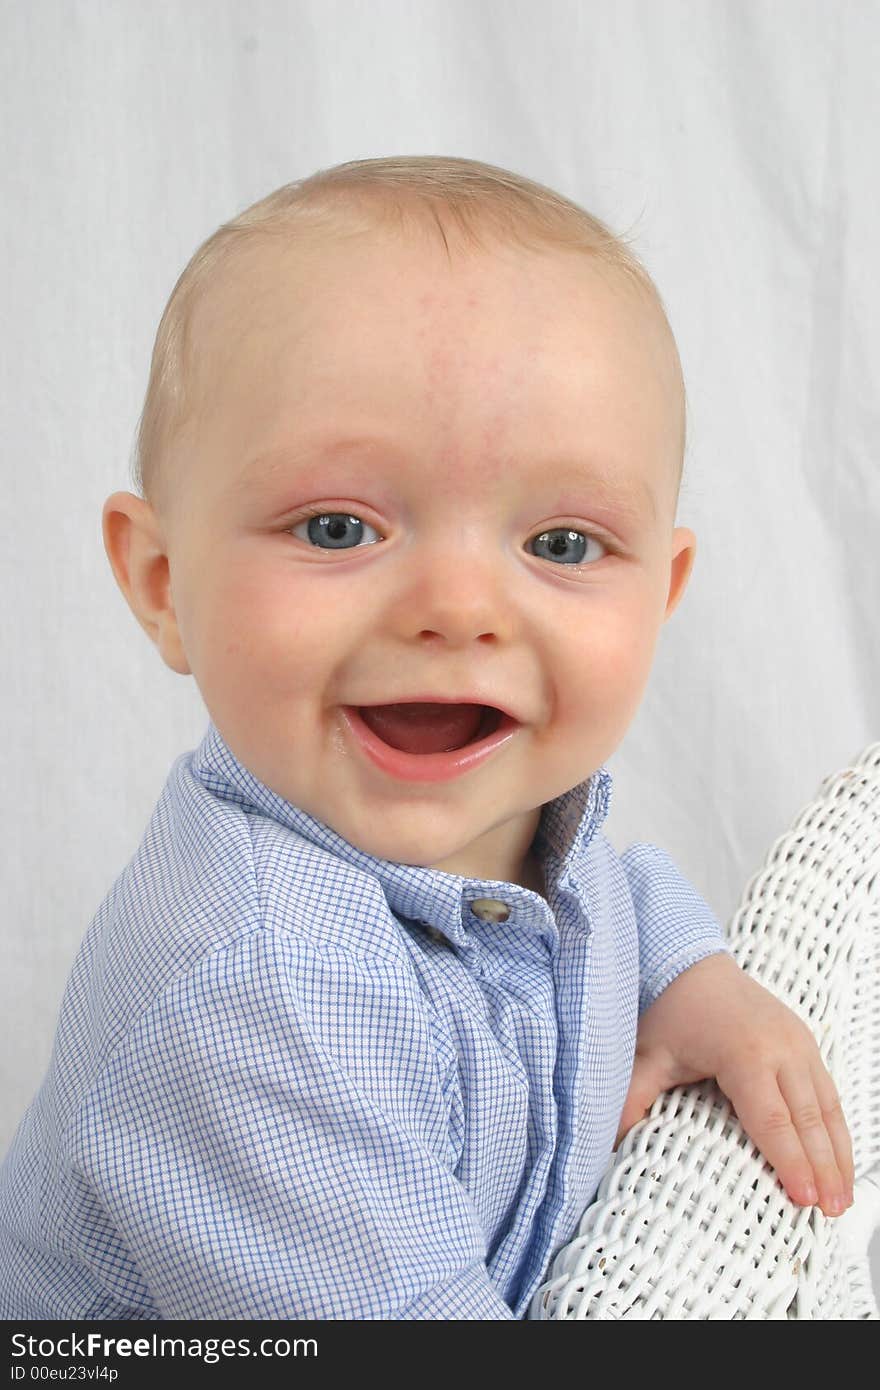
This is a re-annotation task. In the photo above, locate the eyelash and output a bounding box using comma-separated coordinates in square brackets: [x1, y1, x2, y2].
[285, 511, 614, 566]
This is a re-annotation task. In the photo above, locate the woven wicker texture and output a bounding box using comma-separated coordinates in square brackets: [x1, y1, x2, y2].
[530, 743, 880, 1320]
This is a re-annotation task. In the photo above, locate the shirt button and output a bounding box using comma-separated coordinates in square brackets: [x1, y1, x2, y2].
[469, 897, 511, 924]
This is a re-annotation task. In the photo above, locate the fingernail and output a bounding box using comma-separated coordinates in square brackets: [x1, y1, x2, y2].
[828, 1195, 845, 1215]
[804, 1182, 819, 1204]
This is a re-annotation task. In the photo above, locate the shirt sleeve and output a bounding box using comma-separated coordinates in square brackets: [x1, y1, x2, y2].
[620, 842, 735, 1018]
[71, 928, 514, 1320]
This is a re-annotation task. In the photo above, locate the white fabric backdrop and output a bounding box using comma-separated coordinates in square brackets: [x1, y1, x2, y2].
[3, 0, 878, 1284]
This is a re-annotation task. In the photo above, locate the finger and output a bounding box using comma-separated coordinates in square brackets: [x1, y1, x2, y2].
[614, 1053, 670, 1146]
[809, 1059, 855, 1197]
[777, 1060, 851, 1215]
[721, 1065, 819, 1209]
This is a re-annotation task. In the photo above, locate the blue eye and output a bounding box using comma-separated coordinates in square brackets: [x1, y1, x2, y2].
[289, 515, 605, 563]
[528, 528, 605, 565]
[291, 513, 382, 549]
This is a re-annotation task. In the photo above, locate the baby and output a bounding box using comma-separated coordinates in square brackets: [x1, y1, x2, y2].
[0, 156, 854, 1320]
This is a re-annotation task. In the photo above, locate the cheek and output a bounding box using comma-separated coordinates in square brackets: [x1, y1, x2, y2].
[558, 592, 662, 720]
[184, 552, 349, 701]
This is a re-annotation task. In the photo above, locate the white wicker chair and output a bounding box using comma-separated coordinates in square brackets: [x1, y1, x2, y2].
[530, 742, 880, 1320]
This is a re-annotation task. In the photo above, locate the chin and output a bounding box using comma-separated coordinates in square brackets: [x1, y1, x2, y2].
[343, 817, 470, 871]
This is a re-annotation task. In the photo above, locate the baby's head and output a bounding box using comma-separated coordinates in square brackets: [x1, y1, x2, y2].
[104, 156, 695, 888]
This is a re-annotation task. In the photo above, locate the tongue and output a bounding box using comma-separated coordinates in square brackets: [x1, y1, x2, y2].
[359, 703, 486, 754]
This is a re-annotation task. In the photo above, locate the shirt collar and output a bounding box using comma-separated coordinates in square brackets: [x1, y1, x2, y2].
[191, 721, 612, 949]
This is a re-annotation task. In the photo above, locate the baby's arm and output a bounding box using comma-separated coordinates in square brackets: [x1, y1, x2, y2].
[621, 842, 735, 1020]
[74, 931, 513, 1320]
[619, 845, 854, 1217]
[617, 952, 854, 1216]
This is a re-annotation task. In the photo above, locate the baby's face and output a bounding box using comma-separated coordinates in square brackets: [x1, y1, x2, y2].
[147, 229, 694, 885]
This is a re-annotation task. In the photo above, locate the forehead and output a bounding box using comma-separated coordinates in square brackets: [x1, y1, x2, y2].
[183, 229, 682, 508]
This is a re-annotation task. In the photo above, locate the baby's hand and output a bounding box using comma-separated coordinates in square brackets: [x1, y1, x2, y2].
[616, 953, 855, 1217]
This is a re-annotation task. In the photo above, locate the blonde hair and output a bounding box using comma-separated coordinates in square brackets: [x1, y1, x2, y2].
[131, 155, 685, 511]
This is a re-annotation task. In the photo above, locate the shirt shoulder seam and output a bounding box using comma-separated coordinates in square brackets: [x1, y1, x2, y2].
[61, 926, 269, 1157]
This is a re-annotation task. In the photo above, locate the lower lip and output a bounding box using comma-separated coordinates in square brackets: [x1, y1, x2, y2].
[340, 705, 520, 783]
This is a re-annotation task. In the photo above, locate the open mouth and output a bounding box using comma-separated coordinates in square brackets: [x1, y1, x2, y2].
[356, 702, 504, 755]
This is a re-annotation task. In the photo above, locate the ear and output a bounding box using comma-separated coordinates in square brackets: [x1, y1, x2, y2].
[101, 491, 191, 675]
[663, 527, 697, 621]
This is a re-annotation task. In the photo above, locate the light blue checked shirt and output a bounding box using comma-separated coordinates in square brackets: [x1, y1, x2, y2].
[1, 722, 732, 1320]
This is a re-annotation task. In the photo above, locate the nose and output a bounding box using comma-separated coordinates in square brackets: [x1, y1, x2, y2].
[395, 532, 515, 648]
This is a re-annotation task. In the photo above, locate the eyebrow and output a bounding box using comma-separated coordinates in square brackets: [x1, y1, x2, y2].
[233, 435, 658, 521]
